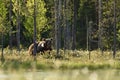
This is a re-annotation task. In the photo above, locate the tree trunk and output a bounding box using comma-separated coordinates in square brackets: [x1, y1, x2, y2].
[72, 0, 77, 50]
[16, 0, 20, 52]
[9, 0, 12, 50]
[65, 0, 70, 50]
[1, 32, 4, 62]
[86, 15, 89, 51]
[86, 15, 90, 59]
[63, 0, 66, 51]
[113, 0, 116, 58]
[54, 0, 60, 56]
[58, 0, 62, 50]
[98, 0, 103, 54]
[33, 0, 37, 57]
[63, 0, 68, 51]
[88, 21, 93, 59]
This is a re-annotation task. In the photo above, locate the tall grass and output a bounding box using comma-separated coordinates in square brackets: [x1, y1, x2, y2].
[0, 49, 120, 71]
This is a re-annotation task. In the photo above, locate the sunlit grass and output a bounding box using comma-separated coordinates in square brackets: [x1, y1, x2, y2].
[0, 49, 120, 71]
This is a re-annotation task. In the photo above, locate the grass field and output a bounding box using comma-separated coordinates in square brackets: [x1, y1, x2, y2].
[0, 49, 120, 80]
[1, 49, 120, 70]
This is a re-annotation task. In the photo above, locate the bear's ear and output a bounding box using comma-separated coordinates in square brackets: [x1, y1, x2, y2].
[50, 38, 53, 41]
[41, 38, 46, 41]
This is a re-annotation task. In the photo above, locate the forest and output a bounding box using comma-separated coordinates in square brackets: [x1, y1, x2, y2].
[0, 0, 120, 80]
[0, 0, 120, 52]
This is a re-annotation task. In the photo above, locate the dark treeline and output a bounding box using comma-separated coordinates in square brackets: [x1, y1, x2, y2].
[0, 0, 120, 51]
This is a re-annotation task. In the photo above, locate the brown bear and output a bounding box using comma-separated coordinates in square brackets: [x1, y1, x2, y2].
[28, 38, 52, 55]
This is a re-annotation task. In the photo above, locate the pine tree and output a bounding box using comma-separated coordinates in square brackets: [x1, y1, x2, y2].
[98, 0, 103, 53]
[9, 0, 12, 50]
[54, 0, 59, 55]
[72, 0, 77, 50]
[113, 0, 116, 58]
[33, 0, 37, 56]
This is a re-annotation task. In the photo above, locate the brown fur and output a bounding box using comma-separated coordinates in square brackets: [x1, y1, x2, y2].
[28, 38, 53, 55]
[28, 43, 34, 55]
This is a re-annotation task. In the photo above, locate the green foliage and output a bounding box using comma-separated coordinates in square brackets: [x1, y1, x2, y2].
[0, 0, 49, 46]
[100, 0, 120, 49]
[25, 0, 47, 40]
[0, 0, 120, 49]
[0, 0, 7, 33]
[79, 0, 96, 19]
[78, 0, 97, 49]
